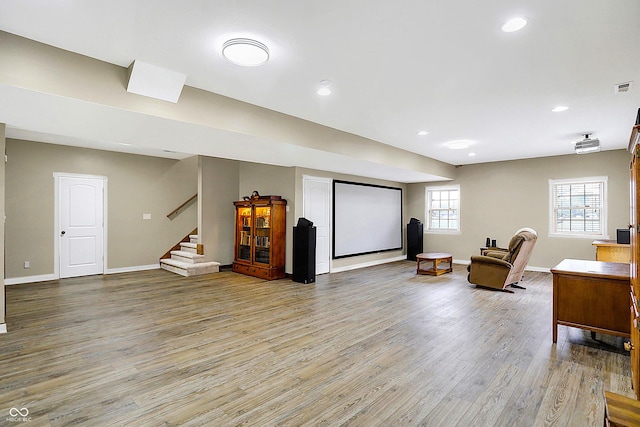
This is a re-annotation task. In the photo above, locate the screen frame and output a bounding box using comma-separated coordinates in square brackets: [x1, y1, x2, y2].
[332, 179, 403, 259]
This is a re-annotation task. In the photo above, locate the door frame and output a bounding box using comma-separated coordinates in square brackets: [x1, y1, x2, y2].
[302, 175, 332, 274]
[53, 172, 108, 279]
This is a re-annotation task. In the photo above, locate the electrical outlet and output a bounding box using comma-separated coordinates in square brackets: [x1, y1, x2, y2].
[24, 261, 30, 269]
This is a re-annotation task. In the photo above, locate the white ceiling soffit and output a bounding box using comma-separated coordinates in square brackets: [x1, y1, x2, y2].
[0, 85, 448, 183]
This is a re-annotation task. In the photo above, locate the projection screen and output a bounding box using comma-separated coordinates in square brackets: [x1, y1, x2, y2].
[333, 180, 403, 259]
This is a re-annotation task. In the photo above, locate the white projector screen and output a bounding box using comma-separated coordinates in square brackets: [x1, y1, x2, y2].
[333, 180, 403, 259]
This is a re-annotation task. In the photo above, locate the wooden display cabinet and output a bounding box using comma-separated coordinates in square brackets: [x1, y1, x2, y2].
[629, 123, 640, 398]
[232, 198, 287, 280]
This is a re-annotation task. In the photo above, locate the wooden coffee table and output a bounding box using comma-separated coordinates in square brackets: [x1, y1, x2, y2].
[416, 252, 453, 276]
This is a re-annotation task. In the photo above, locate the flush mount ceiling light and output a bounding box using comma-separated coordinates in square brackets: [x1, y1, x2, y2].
[501, 17, 528, 32]
[417, 130, 430, 136]
[552, 105, 569, 112]
[317, 80, 332, 96]
[222, 38, 269, 66]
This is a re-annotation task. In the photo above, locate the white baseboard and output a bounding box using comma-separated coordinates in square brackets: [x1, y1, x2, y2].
[525, 265, 551, 273]
[106, 264, 159, 274]
[5, 264, 160, 285]
[5, 273, 57, 286]
[0, 324, 6, 334]
[331, 255, 407, 273]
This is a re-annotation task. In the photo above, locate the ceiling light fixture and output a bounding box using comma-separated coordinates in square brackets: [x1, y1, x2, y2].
[468, 152, 476, 157]
[501, 17, 528, 33]
[317, 80, 332, 96]
[552, 106, 569, 112]
[446, 140, 473, 150]
[222, 38, 269, 66]
[417, 130, 430, 136]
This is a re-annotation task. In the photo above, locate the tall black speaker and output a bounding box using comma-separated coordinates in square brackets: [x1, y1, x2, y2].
[293, 218, 316, 284]
[407, 218, 423, 261]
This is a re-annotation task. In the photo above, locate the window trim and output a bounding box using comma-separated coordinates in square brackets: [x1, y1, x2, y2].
[548, 176, 608, 239]
[425, 184, 461, 234]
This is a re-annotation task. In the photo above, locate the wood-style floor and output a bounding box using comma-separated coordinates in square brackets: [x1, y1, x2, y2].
[0, 262, 633, 426]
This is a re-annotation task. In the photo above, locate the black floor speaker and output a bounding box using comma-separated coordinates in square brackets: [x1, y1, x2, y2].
[407, 219, 423, 261]
[293, 223, 316, 284]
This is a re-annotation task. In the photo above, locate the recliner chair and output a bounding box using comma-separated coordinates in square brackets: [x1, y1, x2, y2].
[467, 228, 537, 292]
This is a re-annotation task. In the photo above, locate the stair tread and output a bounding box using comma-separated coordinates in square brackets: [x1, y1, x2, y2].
[181, 242, 197, 248]
[161, 258, 220, 269]
[171, 250, 204, 259]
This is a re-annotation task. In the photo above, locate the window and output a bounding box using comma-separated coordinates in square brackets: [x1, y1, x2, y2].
[425, 185, 460, 233]
[549, 176, 608, 238]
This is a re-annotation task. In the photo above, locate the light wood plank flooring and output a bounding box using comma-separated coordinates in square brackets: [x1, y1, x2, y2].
[0, 262, 633, 426]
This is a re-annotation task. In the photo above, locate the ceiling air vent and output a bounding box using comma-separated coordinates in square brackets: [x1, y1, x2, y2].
[615, 81, 633, 94]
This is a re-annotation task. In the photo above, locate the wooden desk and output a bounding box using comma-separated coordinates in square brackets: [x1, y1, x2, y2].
[551, 259, 630, 343]
[593, 240, 631, 263]
[604, 391, 640, 426]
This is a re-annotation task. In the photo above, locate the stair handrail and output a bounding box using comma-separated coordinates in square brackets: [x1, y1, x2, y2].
[167, 194, 197, 219]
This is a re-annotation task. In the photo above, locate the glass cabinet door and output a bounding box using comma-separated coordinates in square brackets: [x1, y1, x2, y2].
[253, 206, 271, 264]
[237, 206, 252, 261]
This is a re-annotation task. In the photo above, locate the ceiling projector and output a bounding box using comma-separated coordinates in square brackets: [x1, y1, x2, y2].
[574, 135, 600, 154]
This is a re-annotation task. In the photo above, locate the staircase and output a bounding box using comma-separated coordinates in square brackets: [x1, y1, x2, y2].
[160, 234, 220, 277]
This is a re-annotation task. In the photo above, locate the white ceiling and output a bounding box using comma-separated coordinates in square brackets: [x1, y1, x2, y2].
[1, 0, 639, 182]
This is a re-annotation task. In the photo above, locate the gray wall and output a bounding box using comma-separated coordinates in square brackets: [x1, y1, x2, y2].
[6, 139, 198, 278]
[5, 138, 631, 282]
[407, 149, 630, 269]
[198, 156, 239, 265]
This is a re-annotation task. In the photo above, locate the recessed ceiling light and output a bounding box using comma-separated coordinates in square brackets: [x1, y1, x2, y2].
[552, 106, 569, 112]
[446, 140, 473, 150]
[222, 38, 269, 66]
[417, 130, 430, 136]
[468, 152, 476, 157]
[317, 80, 332, 96]
[501, 17, 527, 33]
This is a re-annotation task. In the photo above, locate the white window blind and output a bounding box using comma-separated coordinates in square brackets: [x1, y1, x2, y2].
[426, 186, 460, 232]
[549, 177, 607, 237]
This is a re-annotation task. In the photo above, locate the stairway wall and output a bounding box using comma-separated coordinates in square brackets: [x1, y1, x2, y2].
[198, 156, 239, 265]
[5, 139, 198, 278]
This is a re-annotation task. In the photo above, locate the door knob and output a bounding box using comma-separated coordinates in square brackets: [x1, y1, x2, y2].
[625, 342, 634, 352]
[61, 231, 66, 235]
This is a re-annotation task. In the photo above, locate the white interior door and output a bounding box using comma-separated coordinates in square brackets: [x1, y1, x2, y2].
[58, 175, 106, 278]
[303, 176, 331, 275]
